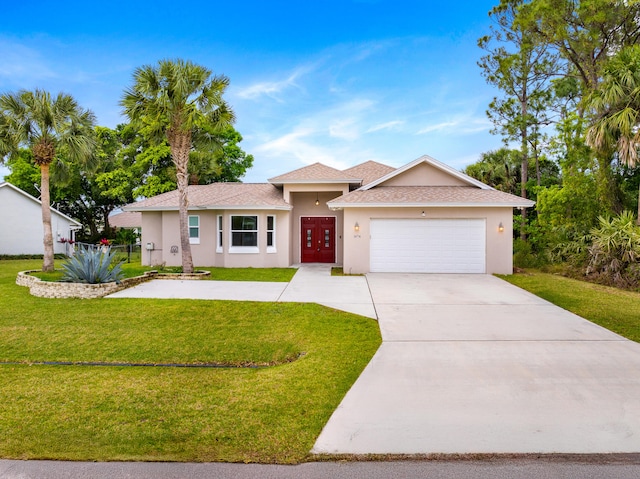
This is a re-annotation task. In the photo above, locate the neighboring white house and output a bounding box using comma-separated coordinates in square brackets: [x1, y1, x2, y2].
[0, 182, 82, 256]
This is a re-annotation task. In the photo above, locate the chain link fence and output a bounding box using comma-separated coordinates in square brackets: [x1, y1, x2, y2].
[72, 242, 141, 263]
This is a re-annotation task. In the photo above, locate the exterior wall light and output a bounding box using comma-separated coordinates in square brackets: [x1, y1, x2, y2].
[498, 222, 504, 233]
[315, 193, 320, 206]
[354, 222, 360, 232]
[421, 210, 426, 217]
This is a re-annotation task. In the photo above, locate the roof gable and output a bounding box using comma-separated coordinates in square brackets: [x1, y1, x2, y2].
[342, 160, 396, 186]
[268, 162, 360, 184]
[0, 182, 82, 226]
[362, 155, 492, 191]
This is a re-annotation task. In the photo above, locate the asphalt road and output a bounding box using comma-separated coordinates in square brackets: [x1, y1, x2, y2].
[3, 458, 640, 479]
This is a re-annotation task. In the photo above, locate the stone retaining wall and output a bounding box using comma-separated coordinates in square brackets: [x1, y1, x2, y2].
[154, 271, 211, 280]
[16, 270, 210, 299]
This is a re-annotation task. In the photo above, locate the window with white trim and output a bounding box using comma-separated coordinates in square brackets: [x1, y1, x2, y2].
[267, 215, 276, 253]
[216, 215, 223, 252]
[230, 215, 258, 253]
[188, 215, 200, 244]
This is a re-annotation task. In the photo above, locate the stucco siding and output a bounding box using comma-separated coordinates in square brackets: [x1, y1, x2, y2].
[0, 185, 77, 256]
[342, 207, 514, 275]
[141, 212, 163, 266]
[283, 183, 349, 203]
[380, 162, 469, 187]
[141, 210, 290, 268]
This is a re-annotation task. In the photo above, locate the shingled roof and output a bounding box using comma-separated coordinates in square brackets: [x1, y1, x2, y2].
[268, 162, 362, 184]
[123, 183, 291, 211]
[342, 160, 396, 186]
[328, 186, 536, 208]
[108, 211, 142, 228]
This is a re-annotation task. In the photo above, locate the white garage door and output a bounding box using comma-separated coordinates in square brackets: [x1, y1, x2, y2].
[370, 219, 486, 273]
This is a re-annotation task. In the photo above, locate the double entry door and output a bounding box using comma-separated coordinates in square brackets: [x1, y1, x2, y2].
[301, 217, 335, 263]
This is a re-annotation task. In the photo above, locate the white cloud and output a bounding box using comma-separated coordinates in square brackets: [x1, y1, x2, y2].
[416, 116, 492, 135]
[0, 38, 56, 83]
[366, 120, 404, 133]
[254, 127, 350, 170]
[235, 64, 316, 100]
[416, 120, 461, 134]
[252, 97, 376, 156]
[329, 118, 359, 140]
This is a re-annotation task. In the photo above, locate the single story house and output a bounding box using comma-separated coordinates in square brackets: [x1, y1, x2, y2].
[0, 181, 81, 256]
[123, 155, 535, 274]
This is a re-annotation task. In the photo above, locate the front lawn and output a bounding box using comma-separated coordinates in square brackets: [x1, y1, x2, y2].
[500, 270, 640, 342]
[0, 260, 380, 463]
[28, 262, 297, 283]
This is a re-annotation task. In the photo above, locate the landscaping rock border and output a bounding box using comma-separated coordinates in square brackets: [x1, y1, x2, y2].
[153, 271, 211, 280]
[16, 270, 210, 299]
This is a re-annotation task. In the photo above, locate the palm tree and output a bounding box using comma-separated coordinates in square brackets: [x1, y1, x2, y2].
[586, 45, 640, 221]
[121, 59, 235, 273]
[0, 90, 95, 271]
[464, 148, 520, 195]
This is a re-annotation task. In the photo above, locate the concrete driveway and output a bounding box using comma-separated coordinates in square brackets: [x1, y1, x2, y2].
[313, 273, 640, 455]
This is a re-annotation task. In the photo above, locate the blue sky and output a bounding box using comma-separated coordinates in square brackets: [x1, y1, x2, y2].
[0, 0, 503, 183]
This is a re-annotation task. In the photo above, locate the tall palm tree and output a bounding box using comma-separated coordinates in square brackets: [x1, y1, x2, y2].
[586, 45, 640, 222]
[0, 90, 95, 272]
[121, 59, 235, 273]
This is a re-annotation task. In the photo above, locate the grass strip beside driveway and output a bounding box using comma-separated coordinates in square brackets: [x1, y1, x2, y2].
[0, 260, 381, 463]
[500, 270, 640, 342]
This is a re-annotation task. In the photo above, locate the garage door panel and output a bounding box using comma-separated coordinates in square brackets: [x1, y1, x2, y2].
[370, 219, 486, 273]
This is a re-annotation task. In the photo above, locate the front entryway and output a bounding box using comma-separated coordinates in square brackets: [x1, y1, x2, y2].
[301, 216, 335, 263]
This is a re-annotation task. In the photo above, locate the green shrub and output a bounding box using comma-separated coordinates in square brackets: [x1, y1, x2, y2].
[513, 238, 541, 268]
[61, 246, 125, 284]
[586, 211, 640, 288]
[549, 232, 591, 266]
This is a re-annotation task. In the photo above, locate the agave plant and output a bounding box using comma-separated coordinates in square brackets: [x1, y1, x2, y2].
[61, 245, 124, 284]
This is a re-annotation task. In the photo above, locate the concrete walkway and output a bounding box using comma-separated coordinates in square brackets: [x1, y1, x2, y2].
[312, 274, 640, 455]
[106, 265, 377, 319]
[278, 264, 376, 318]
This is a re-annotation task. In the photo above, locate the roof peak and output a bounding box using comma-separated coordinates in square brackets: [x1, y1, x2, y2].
[268, 162, 360, 184]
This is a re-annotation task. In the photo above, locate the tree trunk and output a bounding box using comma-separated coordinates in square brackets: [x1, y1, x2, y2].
[168, 130, 194, 274]
[637, 182, 640, 225]
[520, 99, 528, 242]
[41, 163, 55, 272]
[102, 207, 115, 238]
[595, 156, 622, 214]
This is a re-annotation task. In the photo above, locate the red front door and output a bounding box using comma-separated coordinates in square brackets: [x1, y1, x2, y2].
[301, 217, 335, 263]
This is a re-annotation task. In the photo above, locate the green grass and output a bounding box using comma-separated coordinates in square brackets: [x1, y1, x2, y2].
[28, 263, 297, 283]
[199, 267, 296, 282]
[500, 270, 640, 342]
[0, 259, 380, 463]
